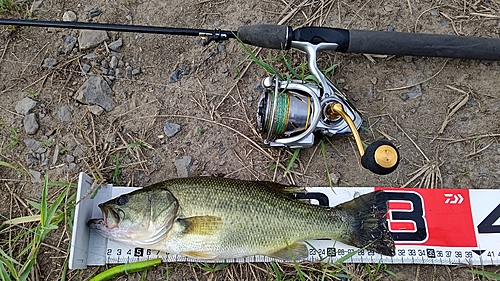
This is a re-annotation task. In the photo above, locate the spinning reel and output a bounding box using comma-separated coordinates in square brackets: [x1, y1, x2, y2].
[252, 33, 400, 175]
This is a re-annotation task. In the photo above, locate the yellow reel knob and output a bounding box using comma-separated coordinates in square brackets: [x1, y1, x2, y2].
[361, 140, 399, 175]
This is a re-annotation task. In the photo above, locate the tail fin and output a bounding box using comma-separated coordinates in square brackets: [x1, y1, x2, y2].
[334, 191, 395, 256]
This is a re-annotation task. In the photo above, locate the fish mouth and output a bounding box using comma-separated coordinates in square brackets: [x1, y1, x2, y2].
[98, 203, 121, 229]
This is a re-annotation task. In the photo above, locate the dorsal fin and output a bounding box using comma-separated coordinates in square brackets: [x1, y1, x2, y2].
[258, 181, 305, 198]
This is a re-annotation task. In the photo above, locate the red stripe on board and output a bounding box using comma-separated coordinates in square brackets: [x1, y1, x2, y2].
[375, 188, 477, 247]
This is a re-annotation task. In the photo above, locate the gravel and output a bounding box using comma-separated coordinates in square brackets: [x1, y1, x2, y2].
[175, 156, 193, 177]
[75, 76, 116, 111]
[60, 36, 77, 54]
[78, 30, 109, 50]
[42, 58, 58, 68]
[15, 97, 37, 115]
[163, 122, 181, 137]
[58, 105, 71, 122]
[24, 113, 39, 135]
[108, 38, 123, 51]
[62, 11, 77, 22]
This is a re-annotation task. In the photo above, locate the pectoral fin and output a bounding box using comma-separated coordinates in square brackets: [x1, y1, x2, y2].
[180, 216, 223, 235]
[266, 242, 308, 261]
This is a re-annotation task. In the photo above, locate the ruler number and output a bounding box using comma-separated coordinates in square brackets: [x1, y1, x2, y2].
[147, 249, 152, 255]
[309, 248, 326, 256]
[465, 251, 472, 258]
[398, 249, 406, 256]
[418, 249, 425, 256]
[487, 251, 495, 257]
[478, 203, 500, 234]
[408, 249, 416, 256]
[445, 251, 451, 258]
[455, 251, 462, 258]
[106, 248, 112, 255]
[117, 249, 122, 256]
[436, 250, 443, 257]
[127, 249, 132, 255]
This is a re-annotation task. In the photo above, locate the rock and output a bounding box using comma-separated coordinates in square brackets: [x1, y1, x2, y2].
[125, 66, 133, 80]
[58, 105, 71, 122]
[101, 59, 109, 69]
[169, 69, 182, 83]
[29, 169, 42, 183]
[62, 11, 77, 22]
[109, 56, 117, 69]
[60, 35, 77, 54]
[32, 1, 43, 10]
[88, 105, 104, 115]
[175, 156, 193, 177]
[66, 154, 75, 163]
[78, 30, 109, 50]
[15, 97, 37, 115]
[75, 76, 115, 111]
[73, 146, 86, 157]
[52, 144, 59, 165]
[83, 53, 97, 61]
[108, 38, 123, 51]
[81, 63, 91, 73]
[24, 113, 39, 134]
[132, 68, 141, 75]
[400, 85, 422, 101]
[163, 122, 181, 137]
[84, 5, 96, 12]
[42, 58, 58, 68]
[89, 10, 101, 18]
[24, 138, 45, 153]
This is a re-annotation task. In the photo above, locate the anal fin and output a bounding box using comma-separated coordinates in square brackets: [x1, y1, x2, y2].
[182, 251, 218, 260]
[266, 242, 308, 261]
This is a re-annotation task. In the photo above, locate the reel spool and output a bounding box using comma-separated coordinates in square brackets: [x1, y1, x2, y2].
[256, 75, 400, 175]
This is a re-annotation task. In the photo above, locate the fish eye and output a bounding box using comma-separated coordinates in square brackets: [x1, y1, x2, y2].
[116, 195, 129, 206]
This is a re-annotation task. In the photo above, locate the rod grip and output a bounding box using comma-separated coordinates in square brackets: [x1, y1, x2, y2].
[236, 24, 292, 49]
[348, 29, 500, 61]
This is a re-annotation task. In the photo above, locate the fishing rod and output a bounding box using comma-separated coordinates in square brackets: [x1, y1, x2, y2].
[3, 18, 500, 174]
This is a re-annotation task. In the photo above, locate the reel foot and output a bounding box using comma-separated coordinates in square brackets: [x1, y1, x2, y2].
[361, 140, 399, 175]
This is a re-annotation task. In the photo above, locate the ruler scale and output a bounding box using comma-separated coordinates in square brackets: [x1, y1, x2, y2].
[69, 173, 500, 269]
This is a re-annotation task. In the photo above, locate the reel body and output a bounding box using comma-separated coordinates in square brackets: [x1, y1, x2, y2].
[254, 40, 399, 175]
[257, 76, 362, 149]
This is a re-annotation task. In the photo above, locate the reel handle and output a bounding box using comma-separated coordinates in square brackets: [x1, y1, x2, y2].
[328, 103, 399, 175]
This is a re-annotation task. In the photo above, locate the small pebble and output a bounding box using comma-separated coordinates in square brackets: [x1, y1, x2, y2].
[82, 63, 91, 73]
[164, 122, 181, 137]
[42, 58, 58, 68]
[89, 105, 104, 115]
[62, 11, 77, 22]
[125, 66, 133, 80]
[132, 68, 141, 75]
[109, 56, 118, 69]
[169, 69, 182, 83]
[108, 38, 123, 51]
[84, 5, 96, 12]
[101, 60, 109, 69]
[89, 10, 101, 18]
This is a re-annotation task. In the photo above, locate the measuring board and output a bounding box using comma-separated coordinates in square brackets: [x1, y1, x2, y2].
[69, 172, 500, 269]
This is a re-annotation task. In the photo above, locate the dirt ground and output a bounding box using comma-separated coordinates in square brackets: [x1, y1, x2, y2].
[1, 0, 500, 280]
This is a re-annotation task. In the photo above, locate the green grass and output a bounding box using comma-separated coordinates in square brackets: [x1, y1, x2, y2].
[0, 175, 74, 280]
[469, 269, 500, 280]
[0, 118, 19, 151]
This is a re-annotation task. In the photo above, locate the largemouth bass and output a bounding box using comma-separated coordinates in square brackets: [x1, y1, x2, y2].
[88, 177, 395, 260]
